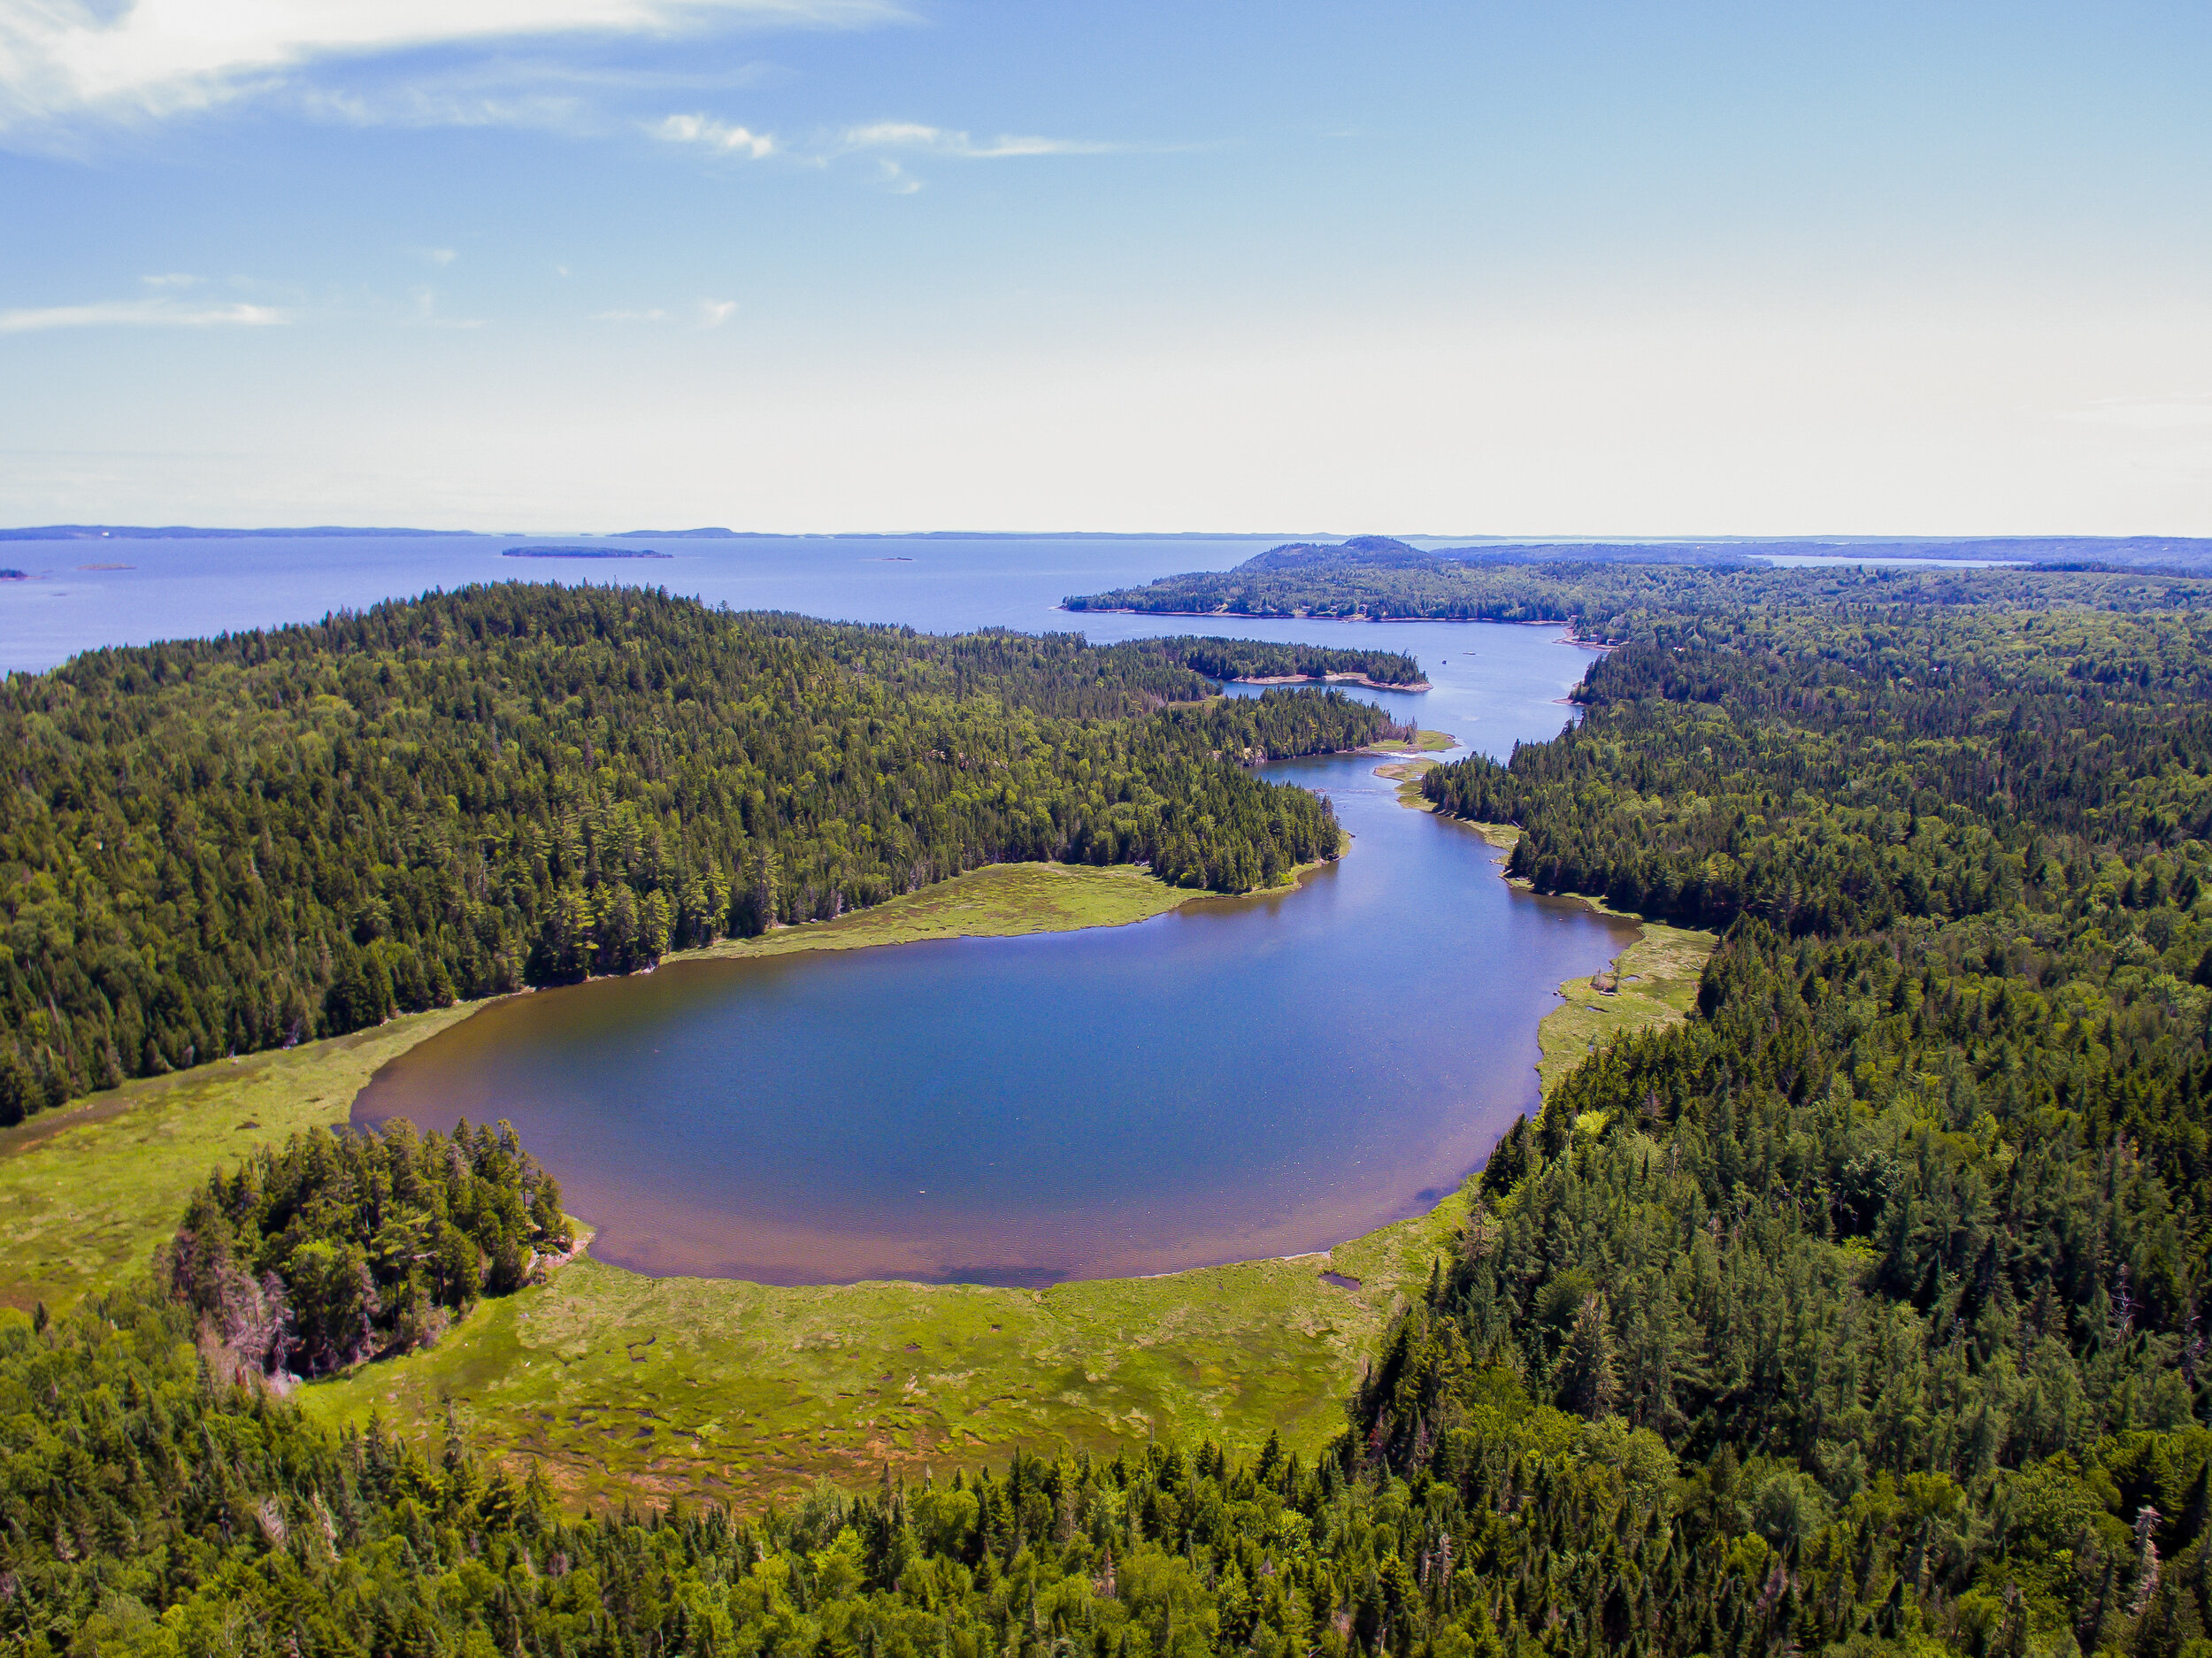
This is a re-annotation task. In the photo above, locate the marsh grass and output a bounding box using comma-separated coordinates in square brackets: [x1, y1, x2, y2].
[0, 1006, 484, 1314]
[677, 861, 1193, 960]
[1535, 921, 1714, 1100]
[0, 850, 1684, 1511]
[1363, 728, 1455, 756]
[295, 1197, 1463, 1509]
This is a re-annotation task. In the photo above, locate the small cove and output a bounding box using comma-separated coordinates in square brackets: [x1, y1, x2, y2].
[355, 625, 1638, 1286]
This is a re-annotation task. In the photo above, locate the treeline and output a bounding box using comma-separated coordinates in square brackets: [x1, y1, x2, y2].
[12, 1284, 2211, 1657]
[0, 586, 1390, 1122]
[167, 1120, 571, 1378]
[1420, 610, 2212, 934]
[1069, 549, 2212, 636]
[1121, 636, 1425, 687]
[1343, 578, 2212, 1653]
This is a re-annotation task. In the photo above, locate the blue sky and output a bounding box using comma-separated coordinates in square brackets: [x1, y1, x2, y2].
[1, 1, 2208, 533]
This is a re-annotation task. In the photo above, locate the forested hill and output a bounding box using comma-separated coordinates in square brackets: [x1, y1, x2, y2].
[1067, 546, 2212, 632]
[0, 586, 1408, 1123]
[1350, 584, 2212, 1654]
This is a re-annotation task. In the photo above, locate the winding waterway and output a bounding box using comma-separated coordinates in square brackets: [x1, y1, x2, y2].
[355, 626, 1635, 1286]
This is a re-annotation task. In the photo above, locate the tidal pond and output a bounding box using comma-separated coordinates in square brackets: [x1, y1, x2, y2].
[357, 635, 1636, 1285]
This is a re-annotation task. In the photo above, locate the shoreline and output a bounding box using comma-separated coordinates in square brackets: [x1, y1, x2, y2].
[4, 794, 1707, 1510]
[1065, 603, 1611, 651]
[288, 836, 1705, 1510]
[1230, 672, 1432, 692]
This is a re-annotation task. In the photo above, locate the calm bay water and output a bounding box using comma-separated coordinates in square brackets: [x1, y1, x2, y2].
[351, 623, 1626, 1286]
[0, 532, 1278, 674]
[355, 741, 1632, 1286]
[7, 529, 1628, 1286]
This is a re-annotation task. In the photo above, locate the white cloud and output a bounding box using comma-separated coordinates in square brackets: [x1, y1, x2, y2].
[654, 111, 772, 157]
[0, 0, 897, 132]
[140, 271, 200, 287]
[840, 120, 1115, 159]
[423, 247, 458, 265]
[0, 296, 286, 332]
[591, 299, 735, 326]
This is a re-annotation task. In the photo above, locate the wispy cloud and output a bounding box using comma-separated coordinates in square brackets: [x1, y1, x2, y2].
[655, 111, 773, 157]
[0, 0, 900, 134]
[840, 120, 1118, 159]
[592, 298, 737, 326]
[2062, 394, 2212, 432]
[140, 271, 201, 288]
[0, 296, 288, 332]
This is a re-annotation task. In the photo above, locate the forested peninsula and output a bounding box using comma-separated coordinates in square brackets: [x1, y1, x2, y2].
[0, 587, 1414, 1123]
[1068, 539, 2212, 634]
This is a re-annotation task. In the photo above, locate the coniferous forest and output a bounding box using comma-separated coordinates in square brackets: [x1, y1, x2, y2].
[10, 562, 2212, 1658]
[0, 586, 1405, 1123]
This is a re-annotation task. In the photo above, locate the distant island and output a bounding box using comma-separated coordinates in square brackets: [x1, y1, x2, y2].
[1066, 533, 2212, 621]
[503, 547, 674, 560]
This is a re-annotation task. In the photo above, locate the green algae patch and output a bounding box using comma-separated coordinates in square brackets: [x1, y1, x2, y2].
[295, 1203, 1459, 1511]
[0, 1004, 485, 1313]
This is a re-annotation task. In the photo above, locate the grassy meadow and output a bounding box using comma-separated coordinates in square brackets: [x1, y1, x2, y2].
[292, 1196, 1461, 1509]
[0, 1005, 485, 1316]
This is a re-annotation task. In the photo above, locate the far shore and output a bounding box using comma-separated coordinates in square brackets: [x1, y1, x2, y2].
[1063, 603, 1607, 648]
[1231, 672, 1432, 691]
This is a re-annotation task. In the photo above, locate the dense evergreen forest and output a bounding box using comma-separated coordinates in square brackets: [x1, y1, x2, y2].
[1068, 546, 2212, 635]
[12, 1276, 2211, 1657]
[12, 563, 2212, 1656]
[1125, 638, 1425, 687]
[0, 586, 1406, 1123]
[169, 1120, 572, 1379]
